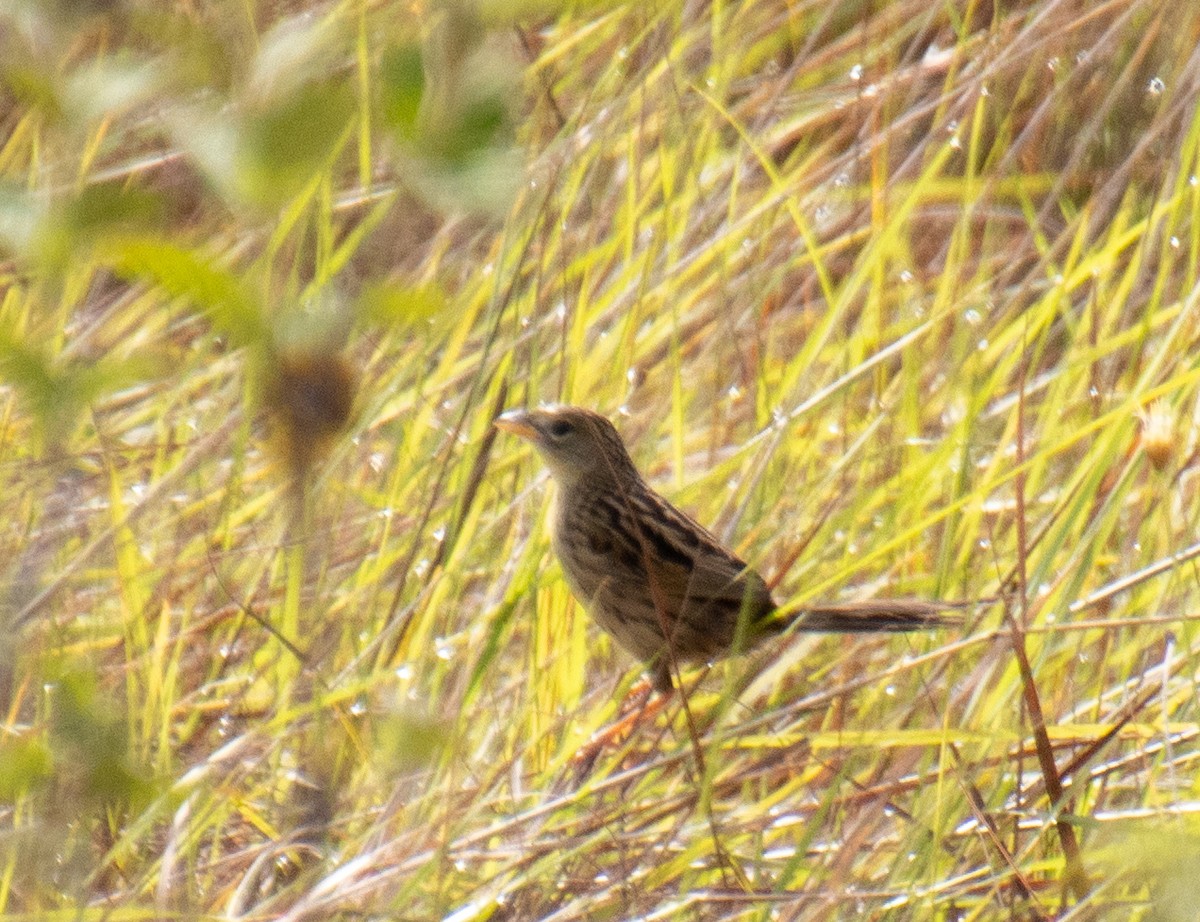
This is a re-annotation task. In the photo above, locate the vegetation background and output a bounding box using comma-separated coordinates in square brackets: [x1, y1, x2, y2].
[1, 0, 1199, 918]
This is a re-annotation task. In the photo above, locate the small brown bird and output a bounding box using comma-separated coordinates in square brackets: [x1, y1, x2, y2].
[496, 405, 955, 694]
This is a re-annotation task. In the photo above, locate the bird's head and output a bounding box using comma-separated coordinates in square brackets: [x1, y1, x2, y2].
[494, 405, 639, 488]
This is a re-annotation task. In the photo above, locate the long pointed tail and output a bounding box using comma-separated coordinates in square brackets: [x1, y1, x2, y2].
[785, 599, 963, 633]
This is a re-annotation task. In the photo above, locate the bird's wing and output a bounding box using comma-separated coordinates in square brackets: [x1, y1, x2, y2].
[623, 488, 776, 638]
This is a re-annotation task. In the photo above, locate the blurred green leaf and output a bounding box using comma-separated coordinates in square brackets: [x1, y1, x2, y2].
[2, 64, 64, 122]
[249, 13, 342, 102]
[35, 183, 167, 273]
[415, 146, 523, 214]
[106, 238, 266, 347]
[379, 44, 424, 137]
[0, 181, 166, 273]
[63, 57, 161, 125]
[66, 183, 166, 236]
[49, 668, 153, 809]
[239, 78, 356, 207]
[374, 708, 446, 772]
[0, 182, 43, 256]
[0, 738, 53, 802]
[359, 281, 448, 327]
[174, 74, 355, 211]
[437, 92, 509, 165]
[172, 104, 241, 205]
[0, 333, 163, 447]
[1099, 820, 1200, 922]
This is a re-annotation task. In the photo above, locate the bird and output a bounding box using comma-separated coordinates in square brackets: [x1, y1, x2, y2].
[495, 405, 956, 696]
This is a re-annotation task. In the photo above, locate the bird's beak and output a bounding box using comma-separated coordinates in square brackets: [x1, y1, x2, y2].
[494, 409, 539, 442]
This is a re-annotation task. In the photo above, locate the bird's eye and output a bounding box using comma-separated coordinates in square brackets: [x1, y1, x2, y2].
[548, 419, 574, 438]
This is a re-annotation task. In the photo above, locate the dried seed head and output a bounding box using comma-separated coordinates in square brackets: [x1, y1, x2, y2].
[1138, 401, 1174, 470]
[263, 347, 358, 477]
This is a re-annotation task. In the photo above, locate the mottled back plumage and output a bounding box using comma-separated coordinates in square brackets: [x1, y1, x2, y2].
[496, 406, 952, 692]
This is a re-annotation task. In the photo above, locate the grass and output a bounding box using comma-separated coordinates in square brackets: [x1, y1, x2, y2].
[2, 0, 1200, 918]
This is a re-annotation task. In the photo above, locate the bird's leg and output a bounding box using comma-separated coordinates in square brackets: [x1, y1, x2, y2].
[617, 674, 657, 715]
[570, 665, 674, 778]
[616, 660, 675, 712]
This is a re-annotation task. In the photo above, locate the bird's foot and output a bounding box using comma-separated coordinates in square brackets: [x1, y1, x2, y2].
[570, 679, 669, 779]
[617, 675, 657, 715]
